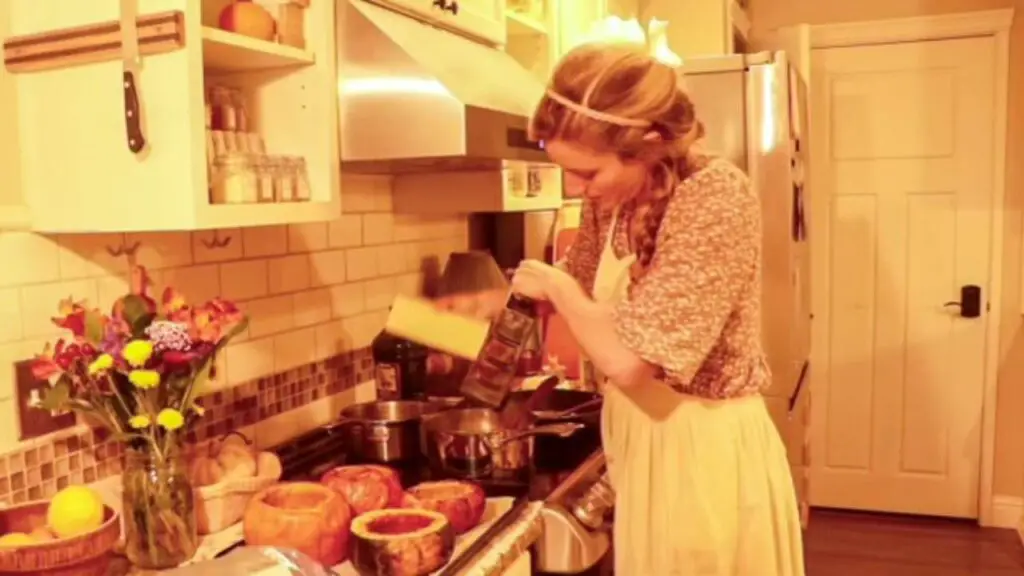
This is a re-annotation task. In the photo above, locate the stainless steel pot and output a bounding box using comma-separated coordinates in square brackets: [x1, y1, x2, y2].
[338, 400, 441, 463]
[420, 408, 583, 479]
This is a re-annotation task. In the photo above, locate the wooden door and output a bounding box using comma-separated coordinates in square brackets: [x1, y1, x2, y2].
[809, 36, 996, 518]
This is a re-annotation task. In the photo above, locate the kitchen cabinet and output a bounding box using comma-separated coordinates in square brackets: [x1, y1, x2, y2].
[375, 0, 506, 46]
[505, 0, 558, 81]
[5, 0, 340, 233]
[0, 3, 28, 229]
[555, 0, 609, 57]
[640, 0, 750, 57]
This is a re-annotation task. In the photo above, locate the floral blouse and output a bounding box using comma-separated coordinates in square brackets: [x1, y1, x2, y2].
[563, 158, 769, 399]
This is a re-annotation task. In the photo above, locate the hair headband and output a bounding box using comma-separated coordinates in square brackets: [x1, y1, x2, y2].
[544, 90, 652, 128]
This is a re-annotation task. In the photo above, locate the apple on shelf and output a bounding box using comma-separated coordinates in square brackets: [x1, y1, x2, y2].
[218, 0, 276, 41]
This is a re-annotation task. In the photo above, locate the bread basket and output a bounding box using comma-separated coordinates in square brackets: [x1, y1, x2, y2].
[194, 473, 280, 535]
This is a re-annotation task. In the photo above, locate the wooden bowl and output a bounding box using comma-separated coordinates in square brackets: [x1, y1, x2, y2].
[0, 500, 121, 576]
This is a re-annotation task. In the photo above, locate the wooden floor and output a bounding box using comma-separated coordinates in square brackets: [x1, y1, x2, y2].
[806, 509, 1024, 575]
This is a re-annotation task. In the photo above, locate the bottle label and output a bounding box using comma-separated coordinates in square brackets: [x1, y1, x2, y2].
[375, 363, 400, 398]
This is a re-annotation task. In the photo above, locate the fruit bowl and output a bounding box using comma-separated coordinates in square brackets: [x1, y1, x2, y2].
[0, 500, 120, 576]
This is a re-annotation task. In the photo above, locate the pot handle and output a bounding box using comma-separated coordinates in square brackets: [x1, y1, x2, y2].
[491, 422, 584, 448]
[330, 416, 364, 447]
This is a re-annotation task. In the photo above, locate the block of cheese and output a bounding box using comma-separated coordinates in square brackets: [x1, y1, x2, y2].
[385, 295, 490, 360]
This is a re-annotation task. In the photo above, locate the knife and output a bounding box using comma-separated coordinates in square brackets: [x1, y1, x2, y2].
[119, 0, 146, 153]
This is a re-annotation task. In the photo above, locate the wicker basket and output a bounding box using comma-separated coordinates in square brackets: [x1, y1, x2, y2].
[194, 473, 280, 535]
[0, 500, 120, 576]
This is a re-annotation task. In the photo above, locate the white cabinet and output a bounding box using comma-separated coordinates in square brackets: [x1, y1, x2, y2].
[5, 0, 340, 233]
[555, 0, 608, 56]
[0, 3, 28, 229]
[640, 0, 750, 56]
[374, 0, 506, 46]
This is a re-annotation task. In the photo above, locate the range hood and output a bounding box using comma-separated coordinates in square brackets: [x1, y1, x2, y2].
[337, 0, 549, 174]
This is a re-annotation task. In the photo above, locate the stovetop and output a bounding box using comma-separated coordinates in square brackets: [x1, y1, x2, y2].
[271, 423, 576, 501]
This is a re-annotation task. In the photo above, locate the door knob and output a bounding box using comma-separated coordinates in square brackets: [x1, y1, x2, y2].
[943, 285, 982, 318]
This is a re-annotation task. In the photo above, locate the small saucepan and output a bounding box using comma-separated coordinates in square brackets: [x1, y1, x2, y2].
[420, 408, 583, 479]
[505, 389, 603, 471]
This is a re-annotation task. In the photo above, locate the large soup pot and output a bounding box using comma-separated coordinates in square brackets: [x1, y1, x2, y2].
[506, 389, 603, 471]
[338, 400, 442, 463]
[420, 408, 583, 479]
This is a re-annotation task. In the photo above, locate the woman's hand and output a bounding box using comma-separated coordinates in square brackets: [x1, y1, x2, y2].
[510, 260, 574, 303]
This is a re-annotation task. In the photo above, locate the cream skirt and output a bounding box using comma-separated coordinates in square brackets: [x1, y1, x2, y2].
[602, 383, 805, 575]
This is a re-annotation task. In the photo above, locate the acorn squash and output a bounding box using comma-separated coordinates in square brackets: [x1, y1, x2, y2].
[243, 482, 352, 566]
[401, 480, 486, 535]
[321, 465, 404, 516]
[350, 508, 455, 576]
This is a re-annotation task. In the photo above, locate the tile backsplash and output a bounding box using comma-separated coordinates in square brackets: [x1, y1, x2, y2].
[0, 173, 468, 502]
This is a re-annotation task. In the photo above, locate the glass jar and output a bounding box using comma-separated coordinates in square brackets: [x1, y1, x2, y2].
[275, 157, 297, 202]
[277, 2, 306, 49]
[256, 156, 277, 203]
[209, 86, 237, 132]
[290, 156, 311, 202]
[210, 153, 258, 204]
[122, 449, 198, 570]
[229, 88, 249, 133]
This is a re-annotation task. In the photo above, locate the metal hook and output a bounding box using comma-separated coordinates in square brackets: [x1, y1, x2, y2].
[200, 230, 232, 249]
[105, 244, 124, 257]
[105, 239, 142, 266]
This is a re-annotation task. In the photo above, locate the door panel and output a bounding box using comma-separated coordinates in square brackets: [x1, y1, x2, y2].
[809, 36, 995, 518]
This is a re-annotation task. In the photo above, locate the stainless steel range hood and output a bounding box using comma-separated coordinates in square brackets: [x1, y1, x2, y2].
[337, 0, 549, 174]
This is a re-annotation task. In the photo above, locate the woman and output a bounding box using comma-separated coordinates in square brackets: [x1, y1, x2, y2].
[444, 42, 804, 575]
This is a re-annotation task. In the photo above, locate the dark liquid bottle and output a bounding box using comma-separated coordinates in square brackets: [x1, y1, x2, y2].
[459, 294, 539, 408]
[371, 327, 428, 401]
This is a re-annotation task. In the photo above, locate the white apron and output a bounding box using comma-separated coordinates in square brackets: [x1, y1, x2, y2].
[591, 211, 805, 575]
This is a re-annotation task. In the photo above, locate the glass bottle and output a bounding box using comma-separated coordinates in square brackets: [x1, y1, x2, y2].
[291, 157, 311, 201]
[122, 448, 198, 570]
[371, 322, 429, 401]
[460, 294, 538, 408]
[209, 86, 237, 132]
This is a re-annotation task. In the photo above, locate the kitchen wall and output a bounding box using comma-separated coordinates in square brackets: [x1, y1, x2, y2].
[748, 0, 1024, 498]
[0, 174, 468, 504]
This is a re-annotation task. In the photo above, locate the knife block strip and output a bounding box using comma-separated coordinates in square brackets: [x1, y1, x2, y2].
[3, 11, 186, 74]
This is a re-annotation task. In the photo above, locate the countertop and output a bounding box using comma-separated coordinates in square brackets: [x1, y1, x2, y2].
[102, 496, 543, 576]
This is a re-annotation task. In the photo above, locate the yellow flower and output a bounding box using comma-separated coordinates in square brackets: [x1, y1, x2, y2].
[122, 340, 154, 368]
[128, 415, 151, 429]
[128, 370, 160, 389]
[156, 409, 185, 431]
[87, 354, 114, 376]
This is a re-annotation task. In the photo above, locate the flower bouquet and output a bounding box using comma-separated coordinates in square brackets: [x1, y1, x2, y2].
[31, 266, 248, 569]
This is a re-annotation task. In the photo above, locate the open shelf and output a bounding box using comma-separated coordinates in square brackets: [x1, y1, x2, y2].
[506, 11, 548, 36]
[202, 27, 315, 72]
[198, 200, 337, 229]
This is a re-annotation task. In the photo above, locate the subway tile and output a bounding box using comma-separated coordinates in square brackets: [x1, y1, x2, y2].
[340, 174, 391, 213]
[327, 214, 362, 249]
[314, 319, 351, 359]
[193, 229, 243, 263]
[224, 337, 275, 385]
[342, 311, 385, 350]
[268, 255, 311, 294]
[244, 295, 294, 338]
[220, 260, 269, 301]
[362, 213, 395, 245]
[0, 233, 61, 288]
[287, 223, 329, 253]
[0, 288, 23, 344]
[242, 226, 289, 258]
[125, 232, 193, 270]
[293, 288, 332, 327]
[394, 273, 423, 298]
[377, 244, 408, 276]
[56, 234, 129, 279]
[345, 247, 378, 281]
[363, 277, 397, 311]
[308, 250, 347, 286]
[95, 275, 131, 315]
[329, 283, 365, 318]
[274, 327, 317, 371]
[157, 265, 221, 305]
[393, 215, 427, 242]
[21, 279, 98, 339]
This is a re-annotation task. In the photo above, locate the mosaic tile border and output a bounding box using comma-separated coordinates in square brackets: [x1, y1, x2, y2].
[0, 347, 374, 506]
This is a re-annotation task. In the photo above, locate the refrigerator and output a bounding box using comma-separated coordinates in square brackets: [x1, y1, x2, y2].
[680, 51, 812, 521]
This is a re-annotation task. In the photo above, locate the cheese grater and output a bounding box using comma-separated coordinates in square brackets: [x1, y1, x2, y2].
[458, 293, 539, 408]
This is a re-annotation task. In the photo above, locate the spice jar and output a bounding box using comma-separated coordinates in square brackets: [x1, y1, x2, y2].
[210, 153, 258, 204]
[209, 86, 237, 132]
[229, 88, 249, 133]
[255, 156, 277, 203]
[275, 158, 297, 202]
[289, 156, 311, 202]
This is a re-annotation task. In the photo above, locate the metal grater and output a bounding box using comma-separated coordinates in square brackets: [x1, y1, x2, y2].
[458, 293, 539, 408]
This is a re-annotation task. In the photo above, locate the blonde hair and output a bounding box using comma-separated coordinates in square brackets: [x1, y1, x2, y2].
[530, 42, 705, 282]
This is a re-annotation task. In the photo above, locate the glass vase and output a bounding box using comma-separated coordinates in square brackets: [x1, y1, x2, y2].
[121, 448, 198, 569]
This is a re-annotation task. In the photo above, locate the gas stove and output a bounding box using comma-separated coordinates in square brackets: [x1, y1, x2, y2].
[270, 423, 575, 501]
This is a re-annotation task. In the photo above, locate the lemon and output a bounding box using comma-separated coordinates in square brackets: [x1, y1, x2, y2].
[46, 486, 105, 538]
[0, 533, 34, 547]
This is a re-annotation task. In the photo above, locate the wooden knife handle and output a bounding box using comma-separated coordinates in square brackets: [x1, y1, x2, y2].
[123, 70, 146, 153]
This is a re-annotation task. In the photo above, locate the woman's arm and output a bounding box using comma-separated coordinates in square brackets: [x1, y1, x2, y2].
[536, 166, 760, 389]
